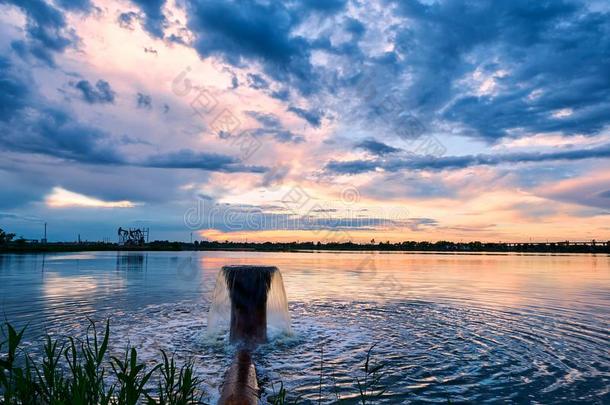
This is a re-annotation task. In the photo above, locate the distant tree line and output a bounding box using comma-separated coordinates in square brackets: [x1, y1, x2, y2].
[1, 226, 608, 253]
[191, 239, 610, 253]
[0, 228, 16, 244]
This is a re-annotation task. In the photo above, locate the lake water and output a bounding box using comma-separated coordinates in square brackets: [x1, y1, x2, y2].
[0, 251, 608, 403]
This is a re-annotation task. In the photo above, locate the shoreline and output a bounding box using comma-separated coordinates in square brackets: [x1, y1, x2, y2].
[1, 241, 609, 255]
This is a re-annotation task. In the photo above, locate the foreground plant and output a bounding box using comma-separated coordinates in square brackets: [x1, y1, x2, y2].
[355, 344, 386, 404]
[269, 343, 387, 404]
[0, 320, 206, 405]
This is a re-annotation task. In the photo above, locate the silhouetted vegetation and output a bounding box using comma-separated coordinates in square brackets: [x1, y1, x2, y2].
[193, 239, 610, 254]
[2, 320, 393, 405]
[0, 225, 608, 254]
[269, 344, 386, 404]
[0, 320, 206, 404]
[0, 228, 16, 245]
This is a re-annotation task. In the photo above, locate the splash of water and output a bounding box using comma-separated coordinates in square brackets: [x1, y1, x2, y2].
[266, 269, 292, 337]
[207, 266, 292, 340]
[207, 269, 231, 334]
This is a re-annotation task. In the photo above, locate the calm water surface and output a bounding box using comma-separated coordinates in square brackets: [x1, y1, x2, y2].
[0, 251, 608, 404]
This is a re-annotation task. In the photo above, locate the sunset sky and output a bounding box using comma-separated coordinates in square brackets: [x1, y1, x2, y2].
[1, 0, 609, 242]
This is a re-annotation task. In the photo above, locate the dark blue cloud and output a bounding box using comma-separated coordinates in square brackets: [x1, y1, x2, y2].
[56, 0, 92, 12]
[231, 75, 239, 89]
[74, 79, 116, 104]
[442, 4, 610, 139]
[187, 0, 303, 64]
[262, 129, 304, 143]
[136, 92, 152, 109]
[246, 111, 282, 128]
[107, 0, 609, 145]
[271, 88, 290, 101]
[245, 111, 304, 143]
[119, 135, 151, 146]
[247, 73, 269, 90]
[0, 57, 29, 120]
[384, 0, 610, 140]
[388, 0, 578, 108]
[344, 17, 365, 39]
[142, 150, 267, 173]
[326, 143, 610, 174]
[0, 95, 257, 176]
[24, 110, 122, 164]
[0, 58, 259, 174]
[117, 11, 139, 30]
[0, 57, 122, 164]
[186, 0, 318, 94]
[1, 108, 124, 165]
[325, 159, 377, 175]
[356, 139, 401, 156]
[129, 0, 166, 38]
[300, 0, 347, 14]
[287, 106, 323, 127]
[3, 0, 75, 66]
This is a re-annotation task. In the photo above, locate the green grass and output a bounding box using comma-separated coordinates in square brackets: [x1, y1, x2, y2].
[0, 320, 207, 405]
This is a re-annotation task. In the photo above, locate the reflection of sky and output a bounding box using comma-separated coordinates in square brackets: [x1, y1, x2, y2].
[0, 248, 608, 403]
[1, 249, 607, 403]
[43, 274, 100, 299]
[43, 273, 101, 322]
[0, 252, 209, 335]
[1, 251, 608, 337]
[1, 0, 610, 243]
[200, 251, 610, 316]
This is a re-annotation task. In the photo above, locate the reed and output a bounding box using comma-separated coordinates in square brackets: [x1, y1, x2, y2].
[2, 321, 402, 404]
[0, 320, 207, 405]
[268, 343, 386, 404]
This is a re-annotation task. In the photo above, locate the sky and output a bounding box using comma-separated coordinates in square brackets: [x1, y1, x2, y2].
[0, 0, 609, 243]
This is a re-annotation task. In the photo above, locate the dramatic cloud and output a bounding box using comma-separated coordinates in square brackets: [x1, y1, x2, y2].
[136, 92, 152, 109]
[327, 144, 610, 174]
[246, 111, 305, 143]
[287, 106, 323, 128]
[246, 73, 269, 90]
[302, 0, 347, 14]
[74, 79, 116, 104]
[1, 0, 609, 241]
[142, 150, 268, 173]
[356, 139, 401, 156]
[56, 0, 93, 12]
[0, 58, 262, 176]
[185, 0, 319, 94]
[128, 0, 166, 38]
[0, 57, 29, 120]
[117, 11, 139, 30]
[3, 0, 76, 65]
[388, 0, 610, 141]
[0, 58, 123, 164]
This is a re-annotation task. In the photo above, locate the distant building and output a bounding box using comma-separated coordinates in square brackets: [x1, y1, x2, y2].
[117, 227, 149, 246]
